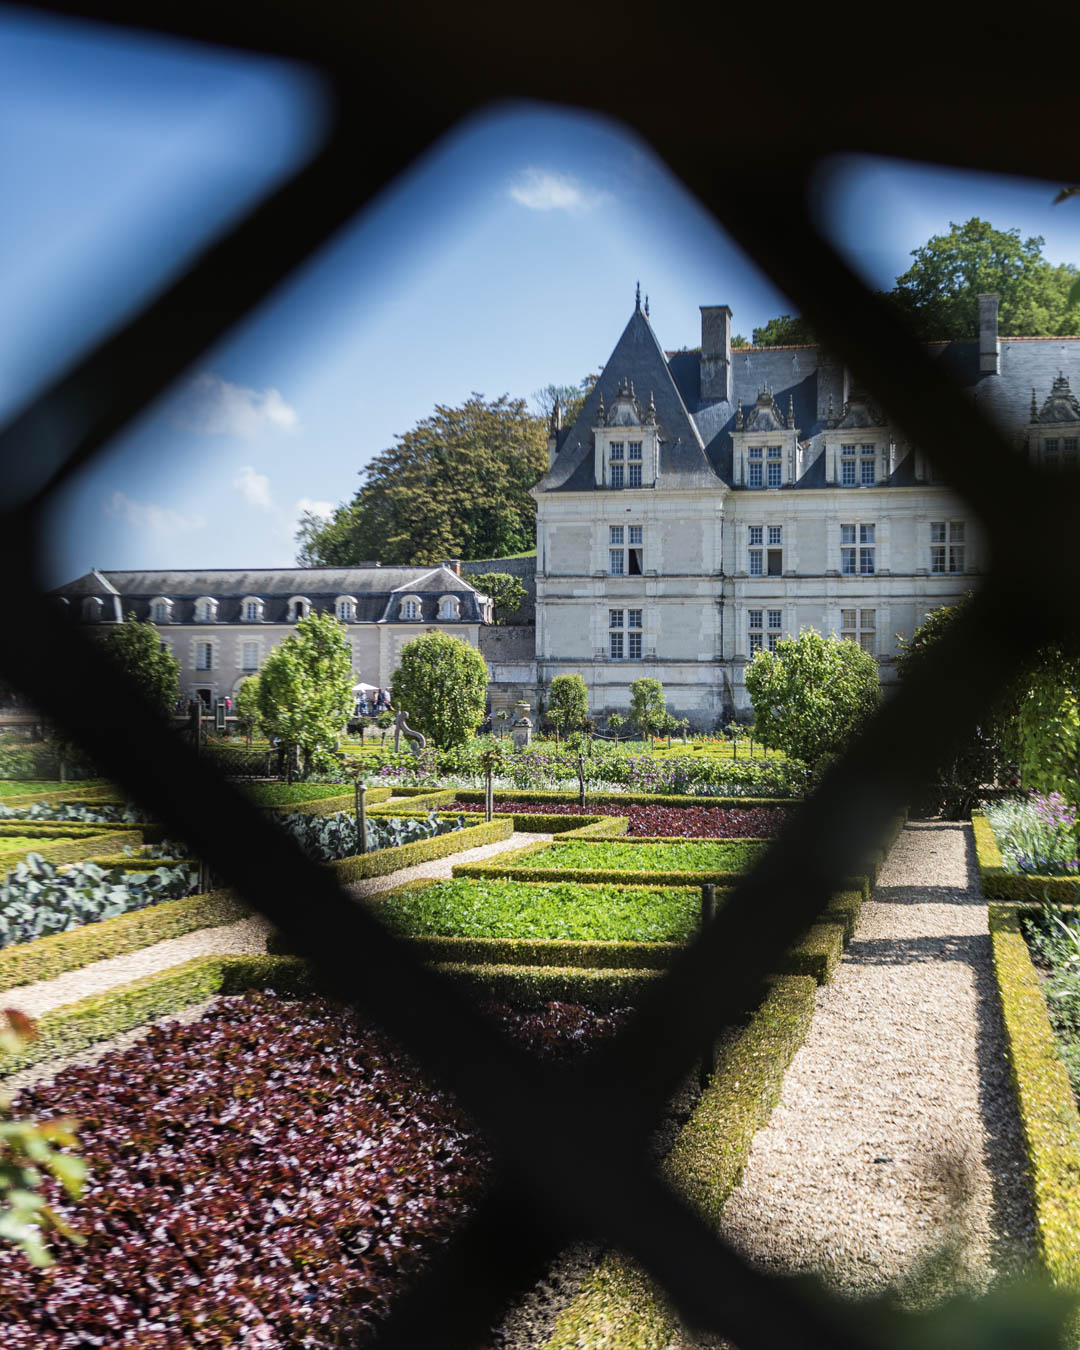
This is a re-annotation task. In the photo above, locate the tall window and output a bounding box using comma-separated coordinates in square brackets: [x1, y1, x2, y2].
[627, 608, 642, 659]
[610, 441, 624, 461]
[748, 609, 763, 654]
[611, 463, 624, 488]
[242, 641, 259, 671]
[749, 525, 781, 576]
[748, 526, 763, 576]
[841, 523, 875, 575]
[860, 444, 876, 486]
[1045, 437, 1059, 465]
[628, 462, 642, 488]
[196, 642, 213, 671]
[767, 609, 783, 652]
[243, 599, 262, 622]
[841, 609, 876, 655]
[841, 446, 857, 486]
[628, 441, 642, 461]
[766, 444, 782, 489]
[151, 600, 169, 623]
[402, 599, 420, 620]
[1065, 437, 1078, 462]
[930, 520, 965, 573]
[748, 445, 763, 488]
[195, 598, 217, 623]
[609, 525, 643, 575]
[337, 597, 356, 621]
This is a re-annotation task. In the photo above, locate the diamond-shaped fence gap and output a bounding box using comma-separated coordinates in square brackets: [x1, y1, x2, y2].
[3, 12, 1080, 1347]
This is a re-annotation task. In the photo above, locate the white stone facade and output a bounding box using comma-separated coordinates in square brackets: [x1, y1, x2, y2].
[532, 295, 1077, 727]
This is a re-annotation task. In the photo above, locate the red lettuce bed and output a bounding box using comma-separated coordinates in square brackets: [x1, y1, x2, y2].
[447, 800, 789, 839]
[0, 993, 626, 1348]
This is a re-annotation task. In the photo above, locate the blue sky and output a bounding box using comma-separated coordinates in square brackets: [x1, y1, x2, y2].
[4, 6, 1079, 586]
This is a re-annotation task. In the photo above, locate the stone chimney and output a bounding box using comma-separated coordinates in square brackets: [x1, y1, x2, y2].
[700, 305, 733, 402]
[978, 293, 1000, 374]
[442, 558, 462, 576]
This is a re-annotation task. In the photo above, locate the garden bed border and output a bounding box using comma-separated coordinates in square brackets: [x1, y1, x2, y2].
[973, 812, 1080, 903]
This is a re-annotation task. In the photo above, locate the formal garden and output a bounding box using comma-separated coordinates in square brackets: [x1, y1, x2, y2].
[1, 608, 1079, 1346]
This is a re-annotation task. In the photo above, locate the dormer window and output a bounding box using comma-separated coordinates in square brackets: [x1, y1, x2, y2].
[336, 595, 357, 622]
[438, 595, 460, 621]
[288, 596, 311, 622]
[82, 596, 103, 623]
[150, 597, 173, 624]
[400, 596, 422, 621]
[242, 596, 265, 623]
[194, 597, 218, 623]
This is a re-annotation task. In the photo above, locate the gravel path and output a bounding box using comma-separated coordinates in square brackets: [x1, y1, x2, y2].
[2, 831, 550, 1020]
[713, 822, 1035, 1314]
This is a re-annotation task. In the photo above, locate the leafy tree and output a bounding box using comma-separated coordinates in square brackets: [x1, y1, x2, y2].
[546, 675, 588, 740]
[470, 572, 526, 624]
[606, 712, 625, 744]
[745, 628, 879, 766]
[1013, 646, 1080, 830]
[892, 218, 1080, 340]
[628, 677, 667, 741]
[730, 334, 750, 349]
[532, 371, 602, 427]
[296, 394, 547, 567]
[97, 616, 180, 718]
[751, 218, 1080, 347]
[751, 314, 817, 347]
[390, 631, 488, 749]
[256, 611, 354, 775]
[234, 675, 262, 746]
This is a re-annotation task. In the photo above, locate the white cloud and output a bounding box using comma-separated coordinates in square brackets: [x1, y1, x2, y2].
[295, 496, 334, 520]
[234, 465, 274, 511]
[507, 168, 611, 213]
[172, 371, 300, 438]
[105, 492, 206, 534]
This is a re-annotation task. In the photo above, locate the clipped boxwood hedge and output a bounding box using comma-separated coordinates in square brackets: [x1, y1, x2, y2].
[973, 812, 1080, 903]
[0, 889, 246, 993]
[430, 962, 658, 1009]
[989, 904, 1080, 1313]
[544, 974, 818, 1349]
[0, 783, 116, 809]
[0, 954, 318, 1075]
[372, 809, 629, 836]
[2, 830, 144, 871]
[327, 816, 513, 882]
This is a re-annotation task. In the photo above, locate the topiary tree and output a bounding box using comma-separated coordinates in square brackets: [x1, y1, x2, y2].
[96, 615, 180, 718]
[628, 678, 667, 742]
[745, 628, 880, 766]
[606, 712, 625, 744]
[546, 674, 588, 743]
[390, 631, 488, 749]
[257, 611, 355, 776]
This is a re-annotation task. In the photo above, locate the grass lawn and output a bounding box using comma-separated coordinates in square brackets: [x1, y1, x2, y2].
[374, 878, 699, 942]
[0, 780, 106, 797]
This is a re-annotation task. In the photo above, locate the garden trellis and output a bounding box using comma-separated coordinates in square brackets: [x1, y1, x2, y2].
[2, 5, 1079, 1348]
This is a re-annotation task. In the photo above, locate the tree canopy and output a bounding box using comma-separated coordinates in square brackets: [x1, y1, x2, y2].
[745, 628, 880, 765]
[296, 394, 547, 568]
[752, 217, 1080, 346]
[546, 674, 588, 737]
[98, 616, 180, 719]
[469, 572, 526, 624]
[628, 677, 667, 740]
[256, 611, 354, 775]
[390, 631, 488, 749]
[532, 372, 602, 428]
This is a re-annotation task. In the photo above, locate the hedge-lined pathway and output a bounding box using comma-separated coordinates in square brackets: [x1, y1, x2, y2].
[2, 830, 552, 1020]
[706, 822, 1034, 1320]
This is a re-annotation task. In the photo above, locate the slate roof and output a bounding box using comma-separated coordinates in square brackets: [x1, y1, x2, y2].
[52, 566, 488, 625]
[539, 304, 1080, 493]
[535, 305, 721, 493]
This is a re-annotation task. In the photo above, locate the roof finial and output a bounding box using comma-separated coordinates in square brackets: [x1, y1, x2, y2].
[786, 393, 795, 428]
[735, 397, 743, 431]
[1032, 386, 1038, 420]
[635, 280, 641, 311]
[644, 293, 650, 318]
[596, 389, 606, 425]
[826, 392, 835, 425]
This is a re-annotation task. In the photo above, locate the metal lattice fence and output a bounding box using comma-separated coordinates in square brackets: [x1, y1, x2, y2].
[3, 6, 1080, 1347]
